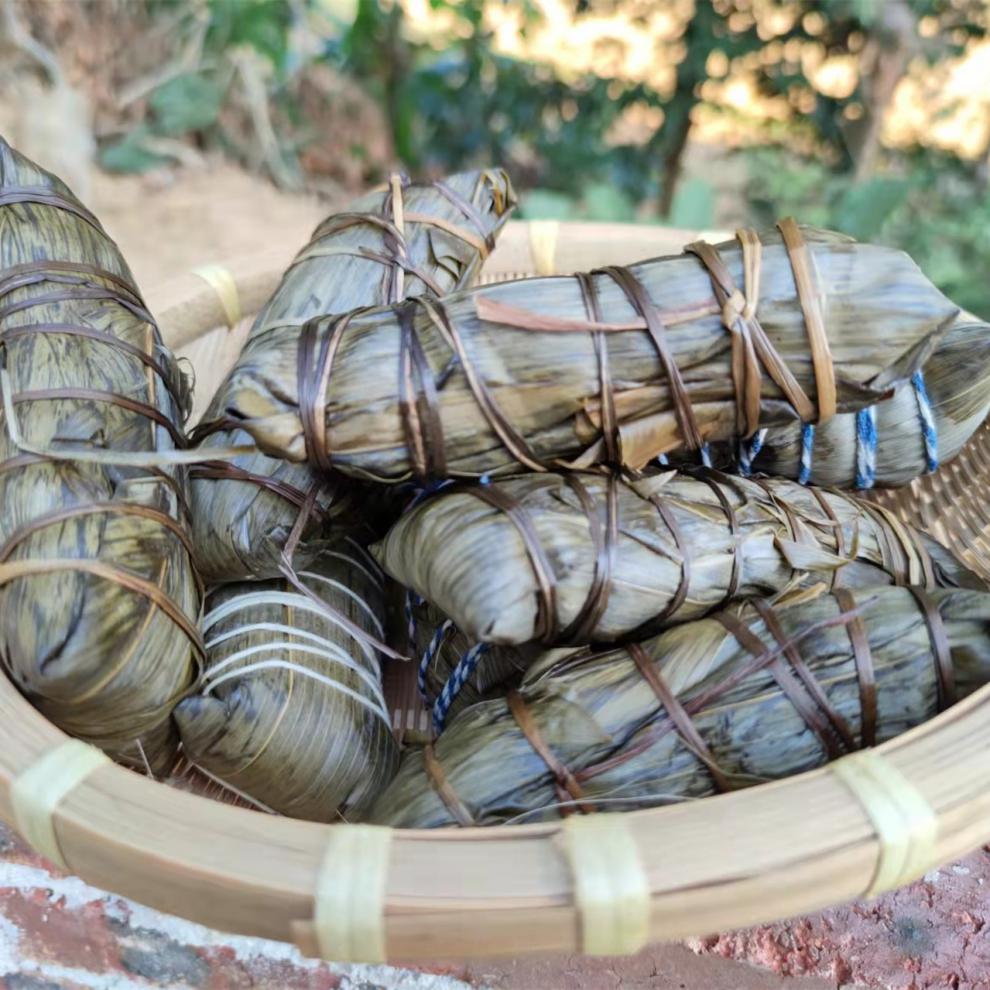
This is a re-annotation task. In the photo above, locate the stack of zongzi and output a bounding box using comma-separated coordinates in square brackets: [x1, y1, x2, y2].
[0, 138, 199, 774]
[191, 169, 514, 581]
[3, 134, 986, 847]
[176, 169, 515, 820]
[388, 470, 983, 733]
[353, 222, 989, 831]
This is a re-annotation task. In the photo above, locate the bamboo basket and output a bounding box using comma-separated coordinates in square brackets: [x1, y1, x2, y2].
[3, 219, 990, 963]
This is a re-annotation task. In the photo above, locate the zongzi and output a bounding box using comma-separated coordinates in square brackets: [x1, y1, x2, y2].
[175, 538, 397, 821]
[371, 584, 990, 826]
[729, 312, 990, 487]
[191, 169, 514, 582]
[376, 470, 982, 647]
[0, 139, 199, 774]
[217, 223, 958, 482]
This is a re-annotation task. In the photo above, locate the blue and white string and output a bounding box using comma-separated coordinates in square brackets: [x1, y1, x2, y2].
[417, 618, 453, 703]
[432, 642, 491, 735]
[748, 370, 938, 489]
[798, 423, 815, 484]
[404, 590, 424, 651]
[737, 428, 768, 477]
[655, 445, 711, 472]
[911, 369, 939, 474]
[854, 405, 877, 489]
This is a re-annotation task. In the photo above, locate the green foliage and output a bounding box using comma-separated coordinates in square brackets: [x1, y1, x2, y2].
[205, 0, 292, 73]
[337, 0, 667, 197]
[581, 182, 638, 223]
[746, 146, 990, 319]
[99, 127, 172, 173]
[833, 177, 912, 241]
[519, 182, 638, 222]
[669, 178, 715, 229]
[150, 73, 225, 135]
[100, 70, 227, 173]
[97, 0, 990, 324]
[518, 189, 576, 221]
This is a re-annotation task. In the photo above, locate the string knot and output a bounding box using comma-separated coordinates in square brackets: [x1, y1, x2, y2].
[721, 288, 749, 329]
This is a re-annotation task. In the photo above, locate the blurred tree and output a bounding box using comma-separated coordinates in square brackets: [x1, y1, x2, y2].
[650, 0, 763, 215]
[54, 0, 990, 311]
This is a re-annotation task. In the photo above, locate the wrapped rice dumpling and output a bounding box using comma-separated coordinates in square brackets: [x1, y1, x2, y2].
[0, 139, 199, 774]
[376, 470, 981, 648]
[192, 169, 514, 582]
[370, 585, 990, 827]
[219, 223, 958, 482]
[728, 313, 990, 488]
[175, 538, 397, 820]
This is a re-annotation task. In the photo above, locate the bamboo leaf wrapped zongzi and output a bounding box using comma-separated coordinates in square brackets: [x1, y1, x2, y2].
[0, 139, 199, 773]
[217, 223, 958, 482]
[376, 470, 982, 647]
[191, 170, 514, 582]
[175, 538, 397, 820]
[726, 313, 990, 488]
[370, 585, 990, 827]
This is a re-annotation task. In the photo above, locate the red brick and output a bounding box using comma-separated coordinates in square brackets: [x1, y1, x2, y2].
[0, 891, 121, 974]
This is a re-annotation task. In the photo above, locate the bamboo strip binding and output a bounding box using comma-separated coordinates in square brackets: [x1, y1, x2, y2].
[561, 814, 650, 955]
[11, 740, 110, 869]
[192, 264, 241, 330]
[313, 824, 393, 962]
[830, 748, 938, 897]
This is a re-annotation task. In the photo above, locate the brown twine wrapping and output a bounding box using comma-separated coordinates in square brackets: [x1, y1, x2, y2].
[386, 585, 981, 828]
[323, 219, 847, 482]
[189, 170, 513, 581]
[290, 177, 511, 479]
[378, 468, 963, 652]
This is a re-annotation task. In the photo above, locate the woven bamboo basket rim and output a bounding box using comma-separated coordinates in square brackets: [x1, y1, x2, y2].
[2, 219, 990, 963]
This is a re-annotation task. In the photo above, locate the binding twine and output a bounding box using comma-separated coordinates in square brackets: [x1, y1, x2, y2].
[740, 368, 939, 488]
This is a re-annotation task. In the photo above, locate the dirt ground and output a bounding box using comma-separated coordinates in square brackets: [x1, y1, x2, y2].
[87, 159, 334, 290]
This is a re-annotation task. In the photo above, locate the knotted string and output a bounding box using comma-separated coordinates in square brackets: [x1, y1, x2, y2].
[0, 190, 204, 702]
[432, 642, 490, 735]
[789, 369, 938, 489]
[297, 218, 841, 482]
[418, 618, 454, 705]
[294, 176, 506, 478]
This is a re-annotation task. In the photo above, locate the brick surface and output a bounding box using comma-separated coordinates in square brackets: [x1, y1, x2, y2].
[3, 822, 988, 989]
[0, 825, 463, 990]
